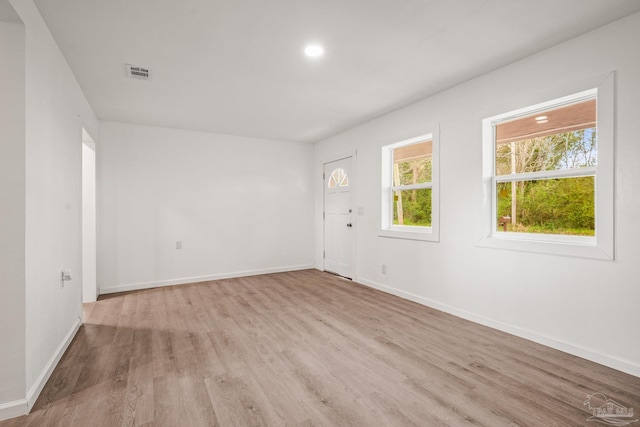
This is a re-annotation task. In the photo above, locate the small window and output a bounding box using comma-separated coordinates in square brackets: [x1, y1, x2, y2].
[479, 73, 615, 259]
[392, 139, 432, 226]
[328, 168, 349, 188]
[380, 127, 440, 242]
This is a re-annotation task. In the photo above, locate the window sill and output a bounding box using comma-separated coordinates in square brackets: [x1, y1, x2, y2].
[379, 227, 439, 242]
[476, 234, 613, 260]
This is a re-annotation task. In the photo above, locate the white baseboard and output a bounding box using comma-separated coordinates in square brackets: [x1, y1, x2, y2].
[99, 264, 315, 295]
[26, 317, 81, 410]
[0, 399, 28, 422]
[357, 277, 640, 378]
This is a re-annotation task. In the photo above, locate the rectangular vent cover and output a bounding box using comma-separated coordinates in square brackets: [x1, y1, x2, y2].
[125, 64, 151, 80]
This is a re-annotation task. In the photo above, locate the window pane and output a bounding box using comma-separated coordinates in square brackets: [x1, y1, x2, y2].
[393, 188, 432, 226]
[496, 129, 597, 175]
[496, 177, 594, 235]
[495, 99, 597, 176]
[328, 168, 348, 188]
[393, 140, 432, 185]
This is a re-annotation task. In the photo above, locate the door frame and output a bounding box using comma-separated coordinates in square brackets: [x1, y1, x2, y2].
[81, 127, 97, 305]
[322, 150, 357, 281]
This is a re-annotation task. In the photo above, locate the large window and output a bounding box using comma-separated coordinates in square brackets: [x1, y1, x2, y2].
[494, 95, 596, 236]
[381, 128, 439, 241]
[479, 74, 615, 259]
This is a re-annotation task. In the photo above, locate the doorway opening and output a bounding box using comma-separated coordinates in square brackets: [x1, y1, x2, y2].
[82, 128, 97, 303]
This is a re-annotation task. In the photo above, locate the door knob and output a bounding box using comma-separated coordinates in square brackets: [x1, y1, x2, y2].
[346, 223, 353, 228]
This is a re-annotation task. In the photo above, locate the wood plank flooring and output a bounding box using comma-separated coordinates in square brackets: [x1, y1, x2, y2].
[2, 269, 638, 426]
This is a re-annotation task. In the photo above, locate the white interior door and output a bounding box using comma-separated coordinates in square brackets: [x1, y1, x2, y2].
[324, 157, 354, 279]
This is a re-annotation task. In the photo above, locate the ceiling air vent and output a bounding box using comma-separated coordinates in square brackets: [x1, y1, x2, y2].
[125, 64, 151, 80]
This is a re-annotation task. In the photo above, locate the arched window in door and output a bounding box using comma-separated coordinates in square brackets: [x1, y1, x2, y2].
[327, 168, 349, 188]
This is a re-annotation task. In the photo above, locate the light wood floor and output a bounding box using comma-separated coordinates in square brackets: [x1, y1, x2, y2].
[2, 270, 638, 426]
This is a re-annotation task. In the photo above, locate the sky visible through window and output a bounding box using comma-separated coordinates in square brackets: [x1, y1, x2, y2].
[494, 98, 597, 236]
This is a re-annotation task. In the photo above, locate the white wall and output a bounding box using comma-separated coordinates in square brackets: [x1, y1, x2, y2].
[98, 122, 314, 293]
[0, 19, 26, 415]
[2, 0, 99, 418]
[315, 13, 640, 376]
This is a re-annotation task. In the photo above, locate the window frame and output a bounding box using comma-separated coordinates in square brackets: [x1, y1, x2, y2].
[478, 73, 615, 260]
[380, 126, 440, 242]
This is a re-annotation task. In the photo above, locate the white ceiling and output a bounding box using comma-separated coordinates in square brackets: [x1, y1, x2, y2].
[32, 0, 640, 143]
[0, 0, 21, 23]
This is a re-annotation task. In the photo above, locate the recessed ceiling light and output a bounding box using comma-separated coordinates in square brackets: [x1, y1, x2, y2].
[304, 45, 324, 58]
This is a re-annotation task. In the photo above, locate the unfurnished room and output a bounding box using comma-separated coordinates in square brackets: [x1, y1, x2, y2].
[1, 0, 639, 426]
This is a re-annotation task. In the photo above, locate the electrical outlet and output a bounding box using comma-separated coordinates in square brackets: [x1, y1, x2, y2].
[381, 264, 387, 274]
[176, 240, 182, 249]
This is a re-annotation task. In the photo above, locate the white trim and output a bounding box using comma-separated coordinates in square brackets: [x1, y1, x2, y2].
[494, 166, 596, 183]
[356, 277, 640, 378]
[380, 125, 440, 242]
[594, 72, 616, 260]
[26, 317, 81, 410]
[0, 399, 28, 422]
[490, 230, 593, 244]
[490, 88, 597, 123]
[391, 182, 433, 191]
[318, 149, 357, 167]
[379, 227, 434, 241]
[476, 236, 610, 260]
[479, 73, 615, 259]
[99, 264, 314, 294]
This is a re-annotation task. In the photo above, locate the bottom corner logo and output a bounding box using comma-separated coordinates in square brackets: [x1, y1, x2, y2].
[584, 392, 638, 426]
